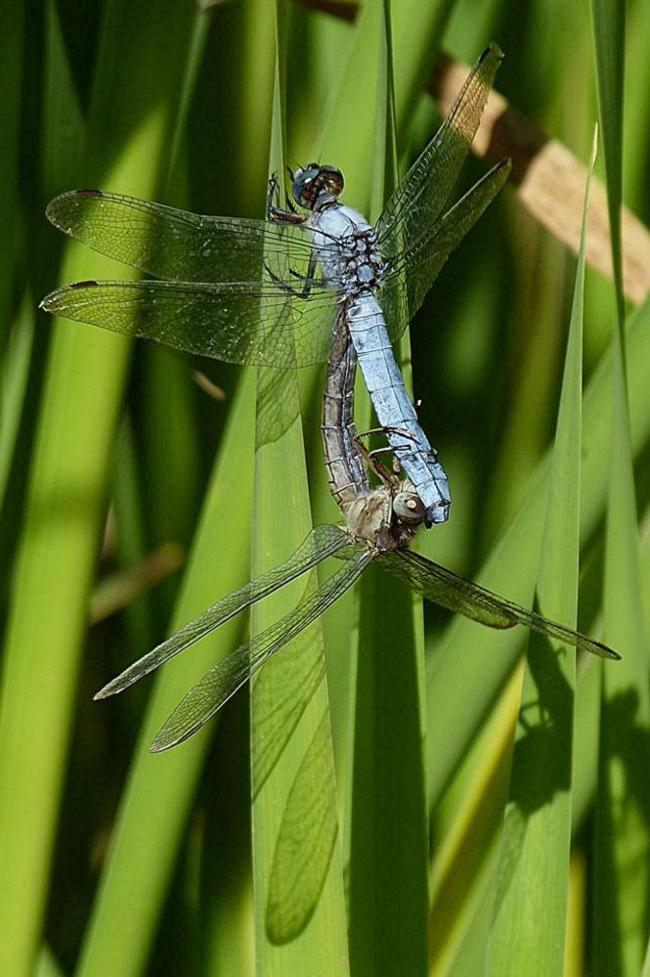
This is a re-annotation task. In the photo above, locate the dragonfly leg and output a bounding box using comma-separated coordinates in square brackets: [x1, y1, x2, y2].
[380, 424, 419, 443]
[356, 423, 419, 445]
[356, 423, 432, 476]
[263, 261, 304, 297]
[266, 171, 280, 214]
[266, 172, 299, 221]
[352, 433, 400, 488]
[267, 173, 305, 225]
[263, 250, 323, 300]
[354, 423, 422, 481]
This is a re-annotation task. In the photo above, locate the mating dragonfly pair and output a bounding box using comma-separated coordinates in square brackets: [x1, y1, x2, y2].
[42, 44, 619, 751]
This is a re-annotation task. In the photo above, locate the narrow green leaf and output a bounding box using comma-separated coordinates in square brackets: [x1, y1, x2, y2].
[0, 291, 34, 509]
[249, 18, 348, 974]
[319, 0, 453, 210]
[426, 287, 650, 814]
[0, 3, 220, 976]
[0, 0, 23, 331]
[76, 374, 257, 977]
[591, 1, 650, 971]
[590, 0, 626, 315]
[347, 9, 428, 977]
[6, 1, 650, 971]
[485, 131, 596, 976]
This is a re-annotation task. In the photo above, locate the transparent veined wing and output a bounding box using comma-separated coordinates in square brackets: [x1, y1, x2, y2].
[376, 43, 504, 257]
[378, 549, 620, 660]
[379, 158, 511, 340]
[46, 189, 331, 285]
[41, 277, 338, 368]
[149, 546, 372, 751]
[95, 525, 349, 699]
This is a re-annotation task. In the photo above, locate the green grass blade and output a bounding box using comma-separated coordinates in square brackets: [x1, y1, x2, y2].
[319, 0, 453, 211]
[346, 10, 428, 977]
[6, 1, 650, 970]
[594, 317, 650, 968]
[426, 286, 650, 813]
[70, 7, 276, 970]
[0, 321, 124, 976]
[249, 373, 348, 972]
[36, 944, 65, 977]
[485, 132, 595, 976]
[590, 0, 625, 313]
[427, 665, 521, 976]
[249, 20, 348, 972]
[0, 291, 34, 509]
[590, 2, 650, 971]
[0, 2, 211, 974]
[349, 563, 429, 977]
[76, 372, 256, 977]
[0, 0, 23, 333]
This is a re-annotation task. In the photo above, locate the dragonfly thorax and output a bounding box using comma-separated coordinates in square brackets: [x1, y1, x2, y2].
[309, 205, 383, 293]
[338, 229, 383, 294]
[342, 482, 423, 553]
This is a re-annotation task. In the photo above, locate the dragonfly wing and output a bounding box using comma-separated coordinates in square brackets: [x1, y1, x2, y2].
[95, 524, 349, 699]
[41, 278, 338, 367]
[149, 546, 372, 751]
[377, 549, 620, 660]
[376, 44, 503, 255]
[266, 709, 338, 944]
[380, 159, 511, 339]
[45, 190, 322, 284]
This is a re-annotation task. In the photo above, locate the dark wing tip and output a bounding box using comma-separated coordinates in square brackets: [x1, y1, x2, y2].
[574, 634, 621, 660]
[45, 188, 104, 227]
[490, 157, 513, 188]
[94, 673, 131, 699]
[40, 291, 56, 312]
[149, 728, 192, 753]
[481, 42, 505, 64]
[40, 281, 101, 312]
[600, 643, 622, 661]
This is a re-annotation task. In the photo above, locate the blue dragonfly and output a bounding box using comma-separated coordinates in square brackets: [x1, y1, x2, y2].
[40, 45, 620, 944]
[40, 42, 619, 755]
[42, 44, 511, 527]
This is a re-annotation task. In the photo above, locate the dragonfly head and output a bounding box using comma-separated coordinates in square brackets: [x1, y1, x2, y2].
[392, 489, 427, 526]
[393, 486, 450, 530]
[292, 165, 344, 211]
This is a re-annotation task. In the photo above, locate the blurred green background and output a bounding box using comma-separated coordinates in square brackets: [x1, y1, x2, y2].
[1, 0, 650, 975]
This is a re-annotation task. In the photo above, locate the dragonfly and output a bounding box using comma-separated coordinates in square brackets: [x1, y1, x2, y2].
[41, 44, 511, 528]
[40, 42, 619, 751]
[92, 315, 619, 754]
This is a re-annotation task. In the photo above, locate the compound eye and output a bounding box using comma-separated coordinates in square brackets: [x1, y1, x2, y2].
[292, 166, 320, 207]
[393, 491, 426, 524]
[292, 164, 344, 208]
[320, 166, 344, 197]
